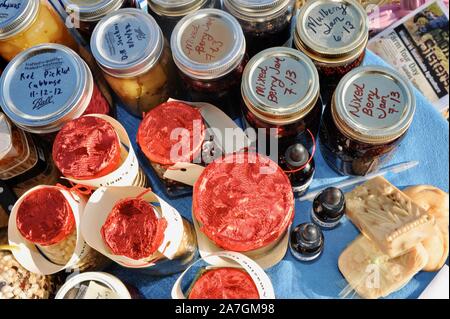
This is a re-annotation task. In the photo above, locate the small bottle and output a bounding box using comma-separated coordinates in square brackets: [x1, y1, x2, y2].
[311, 187, 346, 229]
[284, 143, 315, 196]
[289, 223, 324, 262]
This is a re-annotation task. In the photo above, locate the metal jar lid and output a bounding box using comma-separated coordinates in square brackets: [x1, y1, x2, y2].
[294, 0, 369, 64]
[171, 8, 246, 80]
[241, 47, 320, 125]
[148, 0, 209, 17]
[55, 272, 131, 299]
[60, 0, 125, 22]
[223, 0, 293, 22]
[332, 66, 416, 145]
[0, 113, 13, 159]
[0, 44, 93, 134]
[91, 8, 164, 78]
[0, 0, 39, 40]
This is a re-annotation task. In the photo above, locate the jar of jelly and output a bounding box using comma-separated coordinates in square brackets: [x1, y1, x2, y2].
[293, 0, 369, 102]
[171, 9, 247, 119]
[319, 66, 416, 176]
[0, 0, 78, 61]
[0, 44, 113, 137]
[222, 0, 295, 58]
[91, 8, 177, 117]
[241, 47, 322, 155]
[148, 0, 217, 40]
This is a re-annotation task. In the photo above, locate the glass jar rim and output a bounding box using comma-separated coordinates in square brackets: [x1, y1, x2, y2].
[148, 0, 209, 17]
[0, 0, 39, 40]
[61, 0, 126, 22]
[223, 0, 294, 22]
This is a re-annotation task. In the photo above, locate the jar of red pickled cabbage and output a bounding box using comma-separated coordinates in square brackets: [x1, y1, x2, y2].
[171, 9, 247, 119]
[319, 66, 416, 176]
[0, 44, 113, 138]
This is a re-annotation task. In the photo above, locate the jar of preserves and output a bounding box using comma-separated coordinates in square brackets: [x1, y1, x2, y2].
[222, 0, 295, 58]
[91, 8, 177, 117]
[241, 47, 322, 154]
[319, 66, 416, 176]
[171, 9, 247, 119]
[0, 0, 78, 61]
[0, 44, 113, 137]
[293, 0, 369, 101]
[148, 0, 216, 40]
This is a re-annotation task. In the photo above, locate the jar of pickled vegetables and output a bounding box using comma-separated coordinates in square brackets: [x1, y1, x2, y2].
[148, 0, 216, 39]
[0, 0, 78, 61]
[319, 66, 416, 176]
[0, 43, 113, 137]
[91, 8, 177, 117]
[222, 0, 295, 58]
[293, 0, 369, 102]
[171, 9, 247, 119]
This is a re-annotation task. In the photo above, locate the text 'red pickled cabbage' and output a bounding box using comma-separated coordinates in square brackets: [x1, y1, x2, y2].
[137, 101, 205, 165]
[193, 152, 294, 252]
[189, 268, 260, 299]
[52, 116, 121, 180]
[16, 187, 75, 246]
[101, 198, 167, 260]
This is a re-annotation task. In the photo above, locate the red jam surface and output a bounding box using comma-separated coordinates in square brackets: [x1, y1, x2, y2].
[189, 268, 260, 299]
[101, 198, 167, 260]
[137, 101, 205, 165]
[52, 116, 121, 180]
[193, 152, 294, 252]
[16, 187, 75, 246]
[82, 84, 111, 116]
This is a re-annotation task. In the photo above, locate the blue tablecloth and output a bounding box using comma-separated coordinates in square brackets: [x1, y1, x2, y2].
[107, 50, 449, 299]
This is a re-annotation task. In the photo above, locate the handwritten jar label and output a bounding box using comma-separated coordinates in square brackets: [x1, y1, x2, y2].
[0, 0, 24, 26]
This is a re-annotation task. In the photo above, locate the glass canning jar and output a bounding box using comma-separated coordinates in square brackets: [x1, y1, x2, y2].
[293, 0, 369, 102]
[241, 47, 322, 155]
[171, 9, 247, 119]
[0, 44, 113, 137]
[319, 66, 416, 176]
[222, 0, 295, 58]
[0, 0, 78, 61]
[148, 0, 216, 40]
[91, 8, 178, 117]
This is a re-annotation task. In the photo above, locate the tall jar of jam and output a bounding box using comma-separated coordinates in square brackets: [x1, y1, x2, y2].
[91, 8, 177, 117]
[319, 66, 416, 176]
[293, 0, 369, 102]
[0, 0, 79, 61]
[148, 0, 217, 40]
[171, 9, 247, 119]
[241, 47, 322, 155]
[222, 0, 295, 58]
[0, 44, 113, 138]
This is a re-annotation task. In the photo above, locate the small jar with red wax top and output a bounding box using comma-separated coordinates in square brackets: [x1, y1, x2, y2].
[293, 0, 369, 103]
[0, 44, 112, 140]
[188, 268, 260, 299]
[193, 152, 294, 254]
[171, 9, 247, 119]
[15, 187, 77, 266]
[137, 101, 206, 196]
[319, 66, 416, 176]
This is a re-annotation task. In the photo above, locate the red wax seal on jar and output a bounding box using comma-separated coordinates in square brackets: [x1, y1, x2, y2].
[189, 268, 259, 299]
[101, 198, 167, 260]
[193, 152, 294, 252]
[83, 84, 111, 116]
[52, 116, 121, 180]
[137, 101, 205, 165]
[16, 187, 75, 246]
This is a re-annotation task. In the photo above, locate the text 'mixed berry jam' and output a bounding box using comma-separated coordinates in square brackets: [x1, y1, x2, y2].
[171, 9, 247, 119]
[319, 66, 416, 176]
[0, 44, 111, 136]
[222, 0, 295, 58]
[293, 0, 369, 100]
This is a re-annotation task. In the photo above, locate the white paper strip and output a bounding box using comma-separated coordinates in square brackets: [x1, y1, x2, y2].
[419, 265, 450, 299]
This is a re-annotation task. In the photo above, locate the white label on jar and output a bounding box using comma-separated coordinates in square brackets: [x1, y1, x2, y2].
[0, 0, 24, 27]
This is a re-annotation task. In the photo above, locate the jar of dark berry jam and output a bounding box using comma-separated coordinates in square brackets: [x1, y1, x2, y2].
[241, 47, 322, 154]
[171, 9, 247, 119]
[0, 43, 113, 138]
[148, 0, 217, 40]
[222, 0, 295, 58]
[319, 66, 416, 176]
[293, 0, 369, 102]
